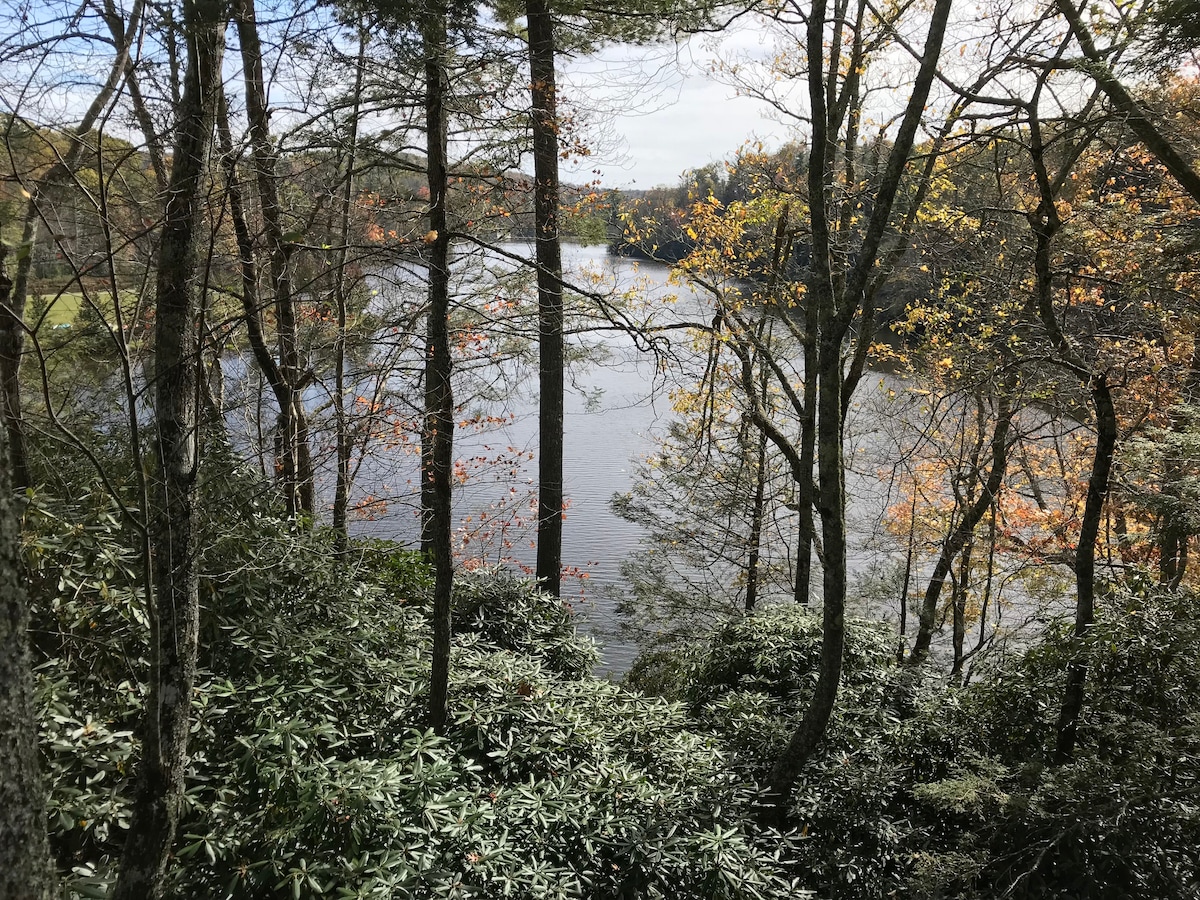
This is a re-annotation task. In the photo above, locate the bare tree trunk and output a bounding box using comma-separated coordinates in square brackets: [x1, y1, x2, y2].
[971, 502, 999, 660]
[333, 28, 368, 550]
[527, 0, 565, 598]
[0, 202, 39, 493]
[215, 87, 295, 471]
[912, 395, 1014, 662]
[1159, 348, 1200, 589]
[0, 246, 56, 900]
[234, 0, 315, 519]
[950, 539, 973, 678]
[112, 1, 224, 895]
[745, 420, 768, 612]
[423, 0, 455, 733]
[767, 68, 847, 792]
[794, 300, 818, 606]
[1160, 519, 1186, 589]
[99, 0, 167, 194]
[743, 320, 773, 612]
[897, 490, 917, 662]
[1053, 377, 1116, 763]
[768, 314, 846, 809]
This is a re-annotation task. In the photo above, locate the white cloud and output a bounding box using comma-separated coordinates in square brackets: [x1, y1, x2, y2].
[559, 31, 790, 190]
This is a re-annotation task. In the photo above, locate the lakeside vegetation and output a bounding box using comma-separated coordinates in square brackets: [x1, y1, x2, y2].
[27, 466, 1200, 898]
[4, 0, 1200, 897]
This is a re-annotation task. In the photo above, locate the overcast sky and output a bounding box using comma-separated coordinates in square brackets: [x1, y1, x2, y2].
[556, 8, 1023, 191]
[559, 28, 793, 190]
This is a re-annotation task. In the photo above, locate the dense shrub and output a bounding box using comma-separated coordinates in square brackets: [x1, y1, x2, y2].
[451, 567, 598, 679]
[954, 587, 1200, 898]
[629, 605, 900, 777]
[29, 492, 806, 899]
[628, 605, 920, 897]
[31, 461, 1200, 900]
[629, 592, 1200, 899]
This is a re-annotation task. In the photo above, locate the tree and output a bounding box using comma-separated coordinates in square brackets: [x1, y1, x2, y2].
[614, 347, 800, 645]
[934, 28, 1154, 758]
[527, 0, 566, 599]
[522, 0, 715, 598]
[667, 0, 958, 811]
[909, 386, 1017, 669]
[421, 0, 456, 733]
[209, 4, 440, 540]
[331, 26, 370, 549]
[1040, 17, 1200, 589]
[229, 0, 317, 519]
[112, 0, 226, 893]
[0, 0, 149, 491]
[1053, 0, 1200, 205]
[0, 243, 56, 900]
[1000, 62, 1123, 765]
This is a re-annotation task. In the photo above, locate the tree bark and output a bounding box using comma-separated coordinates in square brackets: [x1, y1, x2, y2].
[768, 11, 845, 785]
[951, 541, 972, 678]
[0, 246, 57, 900]
[234, 0, 315, 519]
[1159, 518, 1186, 589]
[794, 288, 819, 606]
[1053, 377, 1116, 763]
[768, 315, 846, 809]
[744, 322, 773, 612]
[1159, 347, 1200, 589]
[745, 419, 769, 612]
[214, 89, 295, 475]
[423, 0, 455, 733]
[332, 28, 369, 550]
[112, 1, 224, 895]
[898, 490, 917, 662]
[911, 393, 1014, 662]
[527, 0, 566, 598]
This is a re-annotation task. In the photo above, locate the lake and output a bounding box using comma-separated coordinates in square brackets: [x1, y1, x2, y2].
[344, 242, 928, 674]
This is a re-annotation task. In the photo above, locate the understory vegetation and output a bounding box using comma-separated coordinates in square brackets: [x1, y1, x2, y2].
[6, 0, 1200, 895]
[28, 456, 1200, 898]
[31, 461, 801, 899]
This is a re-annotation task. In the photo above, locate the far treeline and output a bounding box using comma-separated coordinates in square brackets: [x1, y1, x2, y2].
[2, 0, 1200, 897]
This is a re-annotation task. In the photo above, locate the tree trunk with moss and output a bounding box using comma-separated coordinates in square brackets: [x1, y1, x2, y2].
[528, 0, 565, 598]
[0, 246, 57, 900]
[112, 1, 225, 895]
[423, 0, 455, 733]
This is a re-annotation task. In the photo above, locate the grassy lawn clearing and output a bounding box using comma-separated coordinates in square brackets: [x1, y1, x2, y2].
[27, 283, 143, 329]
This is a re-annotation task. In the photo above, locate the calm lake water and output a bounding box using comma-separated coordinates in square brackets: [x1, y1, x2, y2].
[346, 244, 688, 671]
[341, 243, 919, 674]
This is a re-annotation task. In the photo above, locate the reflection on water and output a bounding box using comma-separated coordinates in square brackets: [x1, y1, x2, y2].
[337, 243, 919, 674]
[352, 244, 687, 673]
[222, 241, 1063, 676]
